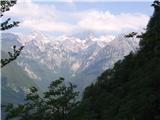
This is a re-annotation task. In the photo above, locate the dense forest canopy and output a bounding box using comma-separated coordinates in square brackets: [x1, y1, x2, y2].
[71, 1, 160, 120]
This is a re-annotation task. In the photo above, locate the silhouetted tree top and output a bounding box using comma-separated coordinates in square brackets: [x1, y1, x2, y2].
[140, 0, 160, 48]
[4, 78, 79, 120]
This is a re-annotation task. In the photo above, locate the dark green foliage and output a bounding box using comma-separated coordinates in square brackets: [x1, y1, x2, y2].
[72, 1, 160, 120]
[125, 32, 144, 39]
[140, 0, 160, 49]
[4, 78, 79, 120]
[125, 32, 137, 38]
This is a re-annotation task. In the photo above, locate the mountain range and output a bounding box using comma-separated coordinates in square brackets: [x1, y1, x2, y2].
[1, 31, 139, 104]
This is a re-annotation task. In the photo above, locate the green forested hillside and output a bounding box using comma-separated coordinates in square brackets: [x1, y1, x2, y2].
[72, 1, 160, 120]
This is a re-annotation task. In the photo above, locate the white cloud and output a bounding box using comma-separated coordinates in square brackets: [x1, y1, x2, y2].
[21, 19, 75, 32]
[6, 1, 149, 34]
[76, 11, 149, 33]
[10, 1, 56, 19]
[7, 1, 74, 32]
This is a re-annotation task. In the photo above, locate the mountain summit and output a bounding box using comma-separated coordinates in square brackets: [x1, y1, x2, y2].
[2, 32, 139, 92]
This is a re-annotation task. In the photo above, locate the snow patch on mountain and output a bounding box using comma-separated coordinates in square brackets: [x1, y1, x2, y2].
[24, 66, 41, 80]
[6, 31, 140, 91]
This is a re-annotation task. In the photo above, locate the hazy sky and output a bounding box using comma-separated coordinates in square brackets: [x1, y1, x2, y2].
[2, 0, 153, 36]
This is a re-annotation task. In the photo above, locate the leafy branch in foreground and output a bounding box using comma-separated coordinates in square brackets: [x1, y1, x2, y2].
[0, 0, 20, 30]
[1, 45, 24, 68]
[125, 32, 144, 39]
[1, 17, 20, 30]
[4, 78, 79, 120]
[0, 0, 17, 16]
[1, 0, 24, 68]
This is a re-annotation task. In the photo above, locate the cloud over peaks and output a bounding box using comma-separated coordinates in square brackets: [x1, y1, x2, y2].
[77, 11, 149, 33]
[6, 1, 149, 35]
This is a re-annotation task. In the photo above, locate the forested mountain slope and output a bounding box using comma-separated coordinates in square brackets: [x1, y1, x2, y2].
[72, 1, 160, 120]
